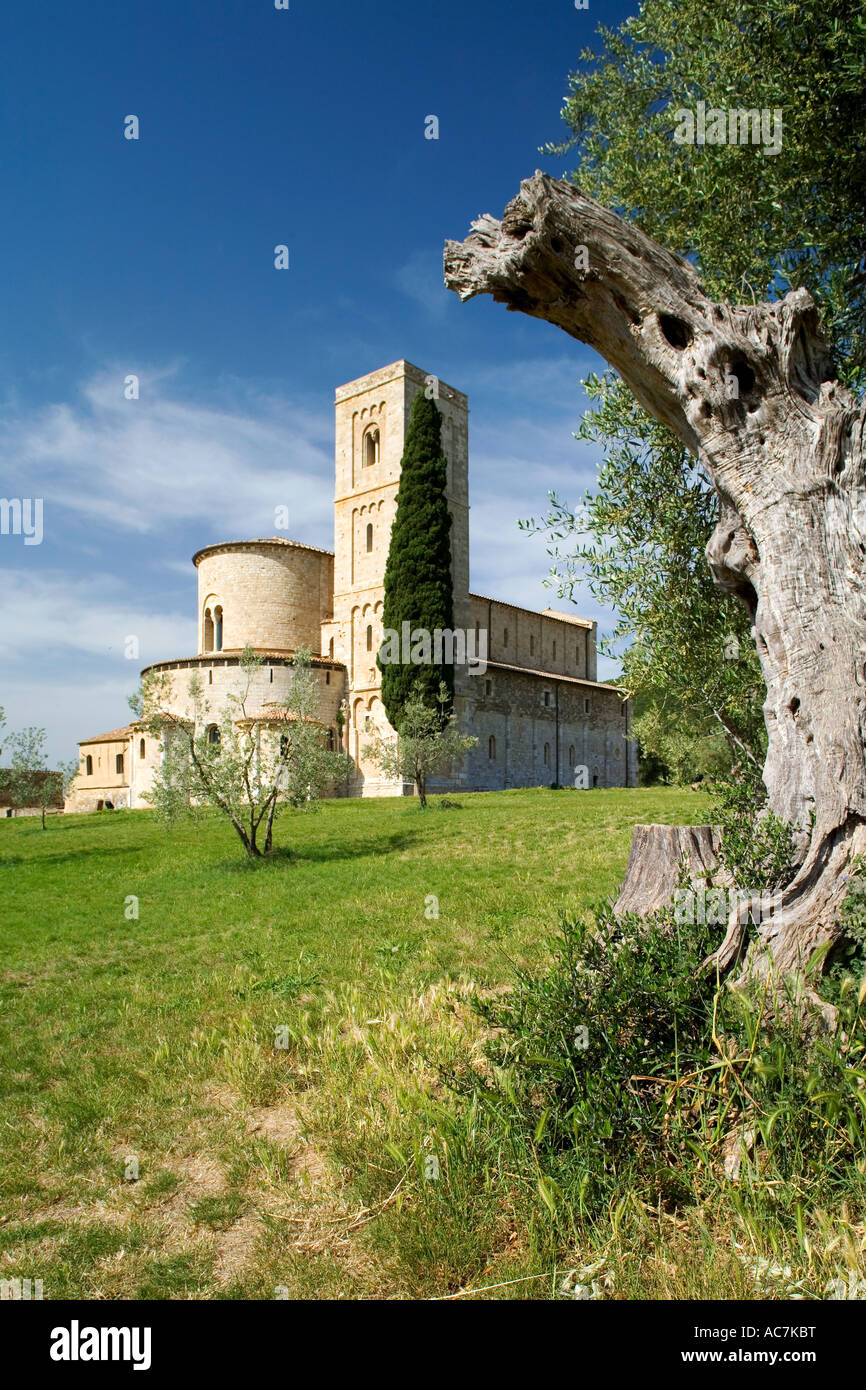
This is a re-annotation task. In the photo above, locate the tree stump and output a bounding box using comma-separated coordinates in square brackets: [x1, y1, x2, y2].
[613, 824, 725, 917]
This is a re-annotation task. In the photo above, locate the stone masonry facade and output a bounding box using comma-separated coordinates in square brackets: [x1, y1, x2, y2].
[65, 360, 637, 811]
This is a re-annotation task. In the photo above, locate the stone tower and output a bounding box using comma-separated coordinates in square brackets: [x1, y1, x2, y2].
[323, 360, 470, 784]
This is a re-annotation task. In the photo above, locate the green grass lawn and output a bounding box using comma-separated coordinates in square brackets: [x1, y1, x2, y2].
[0, 785, 753, 1299]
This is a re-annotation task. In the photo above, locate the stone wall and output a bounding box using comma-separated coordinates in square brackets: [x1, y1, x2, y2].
[194, 540, 333, 656]
[456, 665, 636, 791]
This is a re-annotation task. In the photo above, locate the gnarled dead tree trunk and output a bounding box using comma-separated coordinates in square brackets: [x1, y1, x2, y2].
[444, 172, 866, 981]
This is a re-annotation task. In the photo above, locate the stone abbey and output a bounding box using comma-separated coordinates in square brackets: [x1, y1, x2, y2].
[65, 360, 637, 811]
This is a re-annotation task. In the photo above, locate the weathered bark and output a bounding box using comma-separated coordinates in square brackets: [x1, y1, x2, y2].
[613, 824, 726, 918]
[444, 173, 866, 980]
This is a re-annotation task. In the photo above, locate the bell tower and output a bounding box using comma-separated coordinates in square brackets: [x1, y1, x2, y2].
[324, 360, 470, 780]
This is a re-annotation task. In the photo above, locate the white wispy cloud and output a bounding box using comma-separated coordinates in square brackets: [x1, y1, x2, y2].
[0, 367, 334, 542]
[0, 569, 195, 666]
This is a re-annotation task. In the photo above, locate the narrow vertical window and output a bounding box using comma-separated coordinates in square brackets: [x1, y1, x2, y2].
[366, 522, 373, 553]
[214, 606, 223, 651]
[366, 624, 373, 651]
[364, 426, 380, 467]
[488, 735, 496, 759]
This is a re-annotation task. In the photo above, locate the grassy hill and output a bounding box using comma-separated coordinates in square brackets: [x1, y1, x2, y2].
[2, 786, 862, 1300]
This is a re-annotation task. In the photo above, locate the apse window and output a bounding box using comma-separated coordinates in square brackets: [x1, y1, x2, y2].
[366, 522, 373, 553]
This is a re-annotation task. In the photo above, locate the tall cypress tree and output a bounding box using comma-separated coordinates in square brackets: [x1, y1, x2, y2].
[380, 392, 454, 727]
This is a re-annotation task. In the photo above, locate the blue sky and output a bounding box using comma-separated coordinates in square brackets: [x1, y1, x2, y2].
[0, 0, 635, 761]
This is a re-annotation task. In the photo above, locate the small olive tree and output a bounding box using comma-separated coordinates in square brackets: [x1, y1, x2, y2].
[133, 646, 352, 858]
[1, 722, 76, 828]
[365, 683, 476, 808]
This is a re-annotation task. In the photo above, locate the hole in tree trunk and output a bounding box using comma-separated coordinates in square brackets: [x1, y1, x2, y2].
[730, 360, 756, 395]
[659, 313, 692, 349]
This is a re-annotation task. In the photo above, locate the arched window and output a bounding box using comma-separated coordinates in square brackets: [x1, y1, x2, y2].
[488, 735, 496, 760]
[203, 607, 214, 652]
[85, 755, 93, 776]
[115, 753, 124, 775]
[568, 745, 575, 767]
[328, 636, 334, 657]
[206, 725, 221, 751]
[280, 733, 290, 758]
[139, 738, 146, 759]
[543, 742, 551, 766]
[364, 426, 380, 467]
[366, 624, 373, 651]
[214, 605, 223, 652]
[366, 522, 373, 553]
